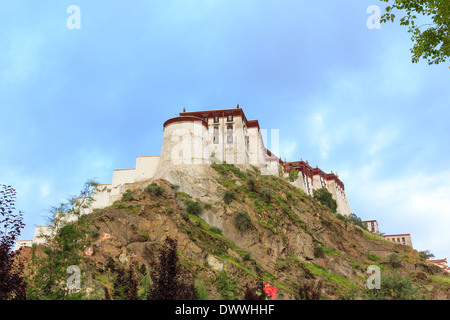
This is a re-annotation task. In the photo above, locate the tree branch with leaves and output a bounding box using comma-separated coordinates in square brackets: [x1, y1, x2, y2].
[380, 0, 450, 65]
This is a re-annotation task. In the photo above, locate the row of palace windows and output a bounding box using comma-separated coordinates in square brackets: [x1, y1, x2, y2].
[388, 237, 406, 244]
[203, 115, 234, 124]
[213, 125, 233, 144]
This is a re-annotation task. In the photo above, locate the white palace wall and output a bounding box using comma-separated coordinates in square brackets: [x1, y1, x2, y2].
[158, 120, 209, 172]
[326, 179, 351, 216]
[248, 126, 267, 167]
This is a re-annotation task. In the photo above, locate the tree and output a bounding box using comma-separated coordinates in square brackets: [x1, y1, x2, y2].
[112, 262, 138, 300]
[234, 212, 252, 232]
[380, 0, 450, 65]
[0, 185, 27, 300]
[125, 263, 139, 300]
[313, 188, 337, 213]
[288, 169, 299, 182]
[215, 270, 237, 300]
[419, 250, 435, 260]
[26, 179, 99, 300]
[278, 164, 284, 178]
[148, 237, 197, 300]
[389, 252, 403, 268]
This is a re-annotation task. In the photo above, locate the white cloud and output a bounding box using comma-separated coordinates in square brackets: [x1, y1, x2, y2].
[279, 140, 297, 162]
[308, 113, 331, 160]
[367, 126, 400, 156]
[39, 182, 52, 199]
[348, 169, 450, 260]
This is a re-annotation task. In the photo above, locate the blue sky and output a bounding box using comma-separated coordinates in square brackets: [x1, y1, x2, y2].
[1, 1, 449, 262]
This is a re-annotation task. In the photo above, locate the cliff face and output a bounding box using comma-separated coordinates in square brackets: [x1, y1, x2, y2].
[23, 164, 450, 300]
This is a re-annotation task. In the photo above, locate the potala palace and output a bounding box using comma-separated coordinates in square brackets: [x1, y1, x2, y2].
[16, 106, 352, 249]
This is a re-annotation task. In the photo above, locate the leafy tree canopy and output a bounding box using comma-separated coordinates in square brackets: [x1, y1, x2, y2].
[313, 188, 337, 213]
[380, 0, 450, 65]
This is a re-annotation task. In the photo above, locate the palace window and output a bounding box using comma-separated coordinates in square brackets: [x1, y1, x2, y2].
[214, 116, 220, 123]
[227, 125, 233, 144]
[213, 126, 219, 144]
[203, 117, 208, 123]
[227, 114, 233, 122]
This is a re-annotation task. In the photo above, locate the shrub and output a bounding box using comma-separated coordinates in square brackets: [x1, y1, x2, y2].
[314, 245, 325, 258]
[366, 272, 422, 300]
[336, 213, 368, 230]
[224, 190, 236, 204]
[210, 227, 223, 235]
[297, 280, 323, 300]
[389, 253, 403, 268]
[170, 184, 180, 190]
[204, 203, 213, 210]
[185, 200, 202, 215]
[145, 183, 164, 196]
[260, 187, 273, 203]
[215, 270, 237, 300]
[195, 280, 209, 300]
[278, 164, 284, 178]
[313, 188, 337, 213]
[121, 190, 134, 202]
[251, 166, 261, 175]
[288, 169, 299, 182]
[234, 212, 252, 232]
[246, 176, 256, 192]
[286, 192, 293, 202]
[182, 213, 189, 221]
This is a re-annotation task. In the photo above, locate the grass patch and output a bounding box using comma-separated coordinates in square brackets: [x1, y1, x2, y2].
[185, 199, 203, 215]
[111, 201, 141, 214]
[255, 220, 279, 234]
[366, 254, 381, 262]
[429, 275, 450, 287]
[305, 262, 354, 292]
[217, 178, 237, 189]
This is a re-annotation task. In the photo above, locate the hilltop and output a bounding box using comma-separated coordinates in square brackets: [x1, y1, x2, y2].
[19, 163, 450, 300]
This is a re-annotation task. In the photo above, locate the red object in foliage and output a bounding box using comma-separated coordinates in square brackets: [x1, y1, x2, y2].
[263, 282, 278, 300]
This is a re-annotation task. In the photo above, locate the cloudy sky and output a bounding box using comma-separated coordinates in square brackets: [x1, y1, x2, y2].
[1, 1, 449, 261]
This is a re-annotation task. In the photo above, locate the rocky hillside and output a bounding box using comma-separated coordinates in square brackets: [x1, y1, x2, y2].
[21, 164, 450, 300]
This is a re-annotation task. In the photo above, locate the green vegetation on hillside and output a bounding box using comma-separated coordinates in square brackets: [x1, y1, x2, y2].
[15, 165, 450, 300]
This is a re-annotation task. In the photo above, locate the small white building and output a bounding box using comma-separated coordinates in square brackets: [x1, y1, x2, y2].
[427, 259, 450, 273]
[32, 225, 54, 245]
[14, 239, 33, 251]
[384, 234, 413, 248]
[363, 220, 379, 234]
